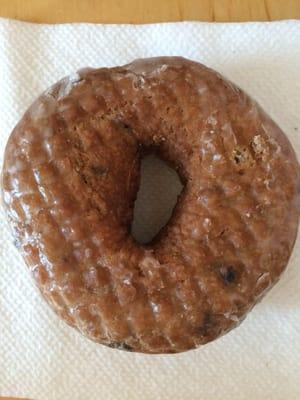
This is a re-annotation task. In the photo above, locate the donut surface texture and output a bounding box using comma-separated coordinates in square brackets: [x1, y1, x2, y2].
[2, 57, 300, 354]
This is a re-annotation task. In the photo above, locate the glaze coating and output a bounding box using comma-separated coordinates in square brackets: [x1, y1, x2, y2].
[2, 57, 300, 353]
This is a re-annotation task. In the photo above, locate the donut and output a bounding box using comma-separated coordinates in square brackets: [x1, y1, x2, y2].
[2, 57, 300, 354]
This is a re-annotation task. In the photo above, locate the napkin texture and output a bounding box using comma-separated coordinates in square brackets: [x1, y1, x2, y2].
[0, 18, 300, 400]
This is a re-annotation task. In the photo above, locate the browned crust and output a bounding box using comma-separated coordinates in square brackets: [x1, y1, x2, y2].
[2, 57, 300, 353]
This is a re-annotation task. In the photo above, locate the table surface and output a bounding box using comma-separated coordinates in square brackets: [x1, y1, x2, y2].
[0, 0, 299, 23]
[0, 1, 299, 400]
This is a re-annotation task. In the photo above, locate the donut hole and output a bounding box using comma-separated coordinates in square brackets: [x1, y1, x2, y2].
[131, 153, 183, 244]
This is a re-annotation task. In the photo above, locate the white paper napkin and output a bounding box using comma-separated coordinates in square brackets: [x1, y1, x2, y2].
[0, 18, 300, 400]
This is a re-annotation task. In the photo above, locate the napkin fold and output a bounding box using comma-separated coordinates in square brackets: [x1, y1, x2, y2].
[0, 18, 300, 400]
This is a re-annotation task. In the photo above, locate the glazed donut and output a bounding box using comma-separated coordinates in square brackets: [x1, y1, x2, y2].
[2, 57, 300, 354]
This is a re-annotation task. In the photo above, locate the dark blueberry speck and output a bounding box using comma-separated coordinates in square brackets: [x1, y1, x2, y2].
[219, 265, 236, 285]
